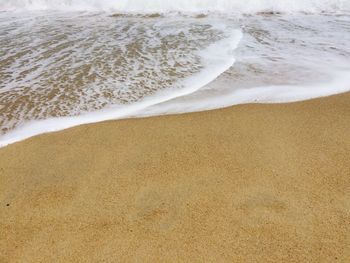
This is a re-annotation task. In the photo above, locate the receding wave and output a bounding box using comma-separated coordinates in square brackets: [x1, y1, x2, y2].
[1, 0, 350, 13]
[0, 2, 350, 147]
[0, 13, 242, 146]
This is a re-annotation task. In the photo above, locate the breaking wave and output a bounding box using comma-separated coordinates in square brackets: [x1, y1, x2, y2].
[1, 0, 350, 14]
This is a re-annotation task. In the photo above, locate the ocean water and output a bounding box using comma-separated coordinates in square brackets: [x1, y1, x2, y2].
[0, 0, 350, 146]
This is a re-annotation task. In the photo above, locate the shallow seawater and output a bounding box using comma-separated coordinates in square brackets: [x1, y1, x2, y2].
[0, 12, 237, 133]
[0, 9, 350, 146]
[136, 13, 350, 117]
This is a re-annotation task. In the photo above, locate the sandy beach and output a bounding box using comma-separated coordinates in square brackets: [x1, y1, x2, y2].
[1, 93, 349, 262]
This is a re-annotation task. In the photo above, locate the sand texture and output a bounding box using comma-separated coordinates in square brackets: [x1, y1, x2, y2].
[1, 93, 350, 262]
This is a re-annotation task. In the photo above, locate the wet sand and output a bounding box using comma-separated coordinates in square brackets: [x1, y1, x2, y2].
[1, 93, 350, 262]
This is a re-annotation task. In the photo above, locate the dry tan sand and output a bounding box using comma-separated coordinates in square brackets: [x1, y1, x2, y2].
[1, 93, 350, 262]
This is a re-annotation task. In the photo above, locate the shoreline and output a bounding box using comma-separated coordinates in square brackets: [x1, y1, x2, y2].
[2, 84, 350, 149]
[1, 92, 350, 262]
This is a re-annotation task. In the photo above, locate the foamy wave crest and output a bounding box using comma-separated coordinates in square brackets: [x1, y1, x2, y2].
[1, 0, 350, 13]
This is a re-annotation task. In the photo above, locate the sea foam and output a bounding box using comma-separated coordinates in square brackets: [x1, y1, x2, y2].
[1, 0, 350, 14]
[0, 3, 350, 147]
[0, 24, 243, 147]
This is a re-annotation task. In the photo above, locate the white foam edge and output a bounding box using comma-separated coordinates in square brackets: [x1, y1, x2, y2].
[136, 69, 350, 117]
[0, 29, 243, 148]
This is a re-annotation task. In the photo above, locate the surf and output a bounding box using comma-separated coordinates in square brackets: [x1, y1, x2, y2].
[1, 0, 350, 13]
[0, 2, 350, 147]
